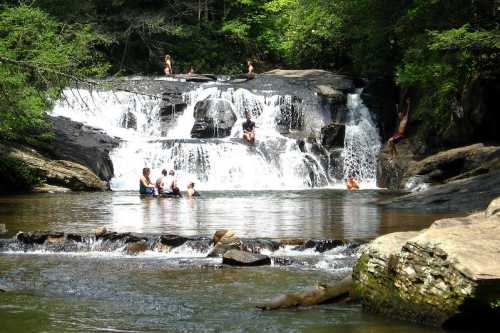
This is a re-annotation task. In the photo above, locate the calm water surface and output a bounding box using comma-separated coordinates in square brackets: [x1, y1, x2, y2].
[0, 190, 460, 333]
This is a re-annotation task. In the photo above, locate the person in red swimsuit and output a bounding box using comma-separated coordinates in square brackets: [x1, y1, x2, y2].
[388, 98, 411, 158]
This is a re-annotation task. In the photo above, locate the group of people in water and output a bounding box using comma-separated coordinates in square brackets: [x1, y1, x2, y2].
[139, 167, 199, 198]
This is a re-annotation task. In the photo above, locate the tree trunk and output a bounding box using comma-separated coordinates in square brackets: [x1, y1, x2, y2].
[256, 275, 354, 310]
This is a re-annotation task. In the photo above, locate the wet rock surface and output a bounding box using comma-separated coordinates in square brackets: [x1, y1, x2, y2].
[378, 143, 500, 212]
[222, 249, 271, 266]
[353, 199, 500, 328]
[191, 99, 237, 138]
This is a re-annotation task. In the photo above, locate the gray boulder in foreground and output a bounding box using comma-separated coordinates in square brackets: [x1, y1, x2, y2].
[222, 249, 271, 266]
[353, 197, 500, 328]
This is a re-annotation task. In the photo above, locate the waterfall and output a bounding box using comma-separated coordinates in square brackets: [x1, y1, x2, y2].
[51, 80, 381, 191]
[343, 90, 381, 187]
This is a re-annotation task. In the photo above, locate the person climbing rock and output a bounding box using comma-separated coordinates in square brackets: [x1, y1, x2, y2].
[387, 97, 411, 158]
[242, 111, 256, 144]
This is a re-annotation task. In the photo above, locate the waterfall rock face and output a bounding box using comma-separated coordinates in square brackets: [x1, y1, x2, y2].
[353, 203, 500, 328]
[191, 99, 237, 138]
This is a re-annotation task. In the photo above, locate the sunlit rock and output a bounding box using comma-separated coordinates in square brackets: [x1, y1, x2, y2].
[222, 249, 271, 266]
[353, 200, 500, 328]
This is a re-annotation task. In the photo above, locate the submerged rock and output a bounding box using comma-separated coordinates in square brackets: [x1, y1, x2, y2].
[222, 249, 271, 266]
[353, 199, 500, 328]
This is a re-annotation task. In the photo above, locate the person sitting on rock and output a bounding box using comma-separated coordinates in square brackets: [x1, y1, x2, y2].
[186, 181, 199, 198]
[155, 169, 169, 194]
[346, 176, 360, 191]
[164, 54, 173, 75]
[140, 167, 157, 196]
[162, 170, 182, 197]
[388, 98, 411, 158]
[242, 111, 256, 145]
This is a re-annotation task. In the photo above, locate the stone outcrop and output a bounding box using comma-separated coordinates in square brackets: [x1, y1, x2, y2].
[0, 143, 107, 192]
[378, 143, 500, 212]
[222, 249, 271, 266]
[41, 115, 119, 182]
[353, 199, 500, 328]
[191, 99, 237, 138]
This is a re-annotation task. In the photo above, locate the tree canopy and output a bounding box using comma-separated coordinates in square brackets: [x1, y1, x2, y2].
[1, 0, 498, 146]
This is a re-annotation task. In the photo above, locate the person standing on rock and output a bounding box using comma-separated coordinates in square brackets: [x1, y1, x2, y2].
[140, 167, 157, 196]
[388, 97, 411, 158]
[246, 60, 255, 80]
[164, 55, 173, 75]
[242, 111, 256, 144]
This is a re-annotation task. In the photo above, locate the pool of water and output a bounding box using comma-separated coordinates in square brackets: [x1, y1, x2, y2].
[0, 190, 459, 332]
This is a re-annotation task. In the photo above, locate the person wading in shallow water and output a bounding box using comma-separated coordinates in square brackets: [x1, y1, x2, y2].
[139, 167, 157, 196]
[242, 111, 256, 145]
[346, 176, 360, 190]
[387, 97, 411, 158]
[164, 54, 173, 75]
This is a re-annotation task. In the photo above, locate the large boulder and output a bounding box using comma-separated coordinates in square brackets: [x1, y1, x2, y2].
[378, 143, 500, 191]
[222, 249, 271, 266]
[40, 115, 119, 183]
[353, 203, 500, 328]
[0, 143, 107, 191]
[191, 99, 237, 138]
[379, 170, 500, 213]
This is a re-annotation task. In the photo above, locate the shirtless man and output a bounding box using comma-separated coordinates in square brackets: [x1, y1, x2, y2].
[247, 60, 255, 80]
[242, 111, 256, 144]
[388, 98, 411, 158]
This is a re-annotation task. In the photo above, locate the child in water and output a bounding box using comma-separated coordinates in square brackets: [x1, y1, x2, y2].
[346, 177, 360, 191]
[187, 182, 199, 198]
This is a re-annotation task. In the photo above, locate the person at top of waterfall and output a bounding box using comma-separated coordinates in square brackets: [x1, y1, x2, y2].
[186, 182, 200, 198]
[164, 54, 173, 75]
[346, 176, 360, 191]
[242, 111, 256, 144]
[162, 170, 182, 197]
[246, 60, 255, 80]
[388, 97, 411, 158]
[187, 66, 194, 75]
[155, 169, 169, 194]
[140, 167, 157, 196]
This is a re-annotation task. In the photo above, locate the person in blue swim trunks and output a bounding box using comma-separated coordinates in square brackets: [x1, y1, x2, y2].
[139, 167, 157, 196]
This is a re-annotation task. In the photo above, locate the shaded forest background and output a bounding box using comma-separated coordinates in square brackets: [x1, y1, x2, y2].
[0, 0, 499, 148]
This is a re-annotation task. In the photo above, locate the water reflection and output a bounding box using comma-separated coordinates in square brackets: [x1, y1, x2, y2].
[0, 190, 455, 239]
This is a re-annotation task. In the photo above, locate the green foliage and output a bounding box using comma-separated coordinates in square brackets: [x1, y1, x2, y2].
[0, 4, 109, 140]
[0, 155, 43, 191]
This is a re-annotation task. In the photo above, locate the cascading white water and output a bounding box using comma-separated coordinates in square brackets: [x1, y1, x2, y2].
[51, 81, 381, 191]
[52, 82, 331, 190]
[343, 90, 381, 187]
